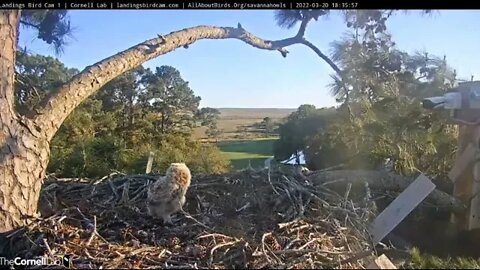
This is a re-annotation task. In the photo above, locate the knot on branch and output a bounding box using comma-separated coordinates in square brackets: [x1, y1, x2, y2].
[156, 34, 166, 44]
[140, 44, 161, 54]
[278, 49, 289, 58]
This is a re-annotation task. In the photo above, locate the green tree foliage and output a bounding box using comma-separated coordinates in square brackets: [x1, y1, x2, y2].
[274, 10, 329, 29]
[93, 66, 147, 148]
[139, 66, 201, 135]
[15, 52, 79, 115]
[274, 106, 338, 166]
[20, 10, 74, 54]
[196, 107, 222, 140]
[274, 11, 458, 177]
[16, 52, 230, 178]
[196, 107, 221, 127]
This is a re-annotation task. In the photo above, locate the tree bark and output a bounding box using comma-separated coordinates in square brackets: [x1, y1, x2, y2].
[307, 170, 466, 215]
[0, 10, 51, 233]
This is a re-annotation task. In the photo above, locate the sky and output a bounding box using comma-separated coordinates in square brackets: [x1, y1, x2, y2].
[18, 10, 480, 109]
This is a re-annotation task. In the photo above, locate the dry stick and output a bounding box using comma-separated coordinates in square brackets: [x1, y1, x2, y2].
[23, 233, 40, 249]
[298, 237, 325, 250]
[86, 216, 97, 246]
[235, 202, 251, 213]
[277, 220, 301, 229]
[267, 168, 280, 195]
[43, 238, 54, 256]
[129, 183, 149, 203]
[261, 233, 273, 263]
[261, 232, 281, 263]
[108, 179, 120, 199]
[5, 227, 27, 239]
[343, 183, 352, 208]
[209, 241, 239, 266]
[273, 248, 349, 255]
[92, 172, 123, 185]
[120, 180, 130, 204]
[197, 233, 235, 240]
[339, 250, 374, 265]
[179, 207, 211, 230]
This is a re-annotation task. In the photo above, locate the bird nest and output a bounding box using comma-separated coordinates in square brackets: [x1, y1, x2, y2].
[6, 169, 380, 269]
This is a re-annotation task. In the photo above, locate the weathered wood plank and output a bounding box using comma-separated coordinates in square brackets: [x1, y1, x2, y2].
[369, 174, 436, 244]
[469, 129, 480, 230]
[145, 151, 154, 174]
[448, 143, 476, 182]
[366, 254, 397, 269]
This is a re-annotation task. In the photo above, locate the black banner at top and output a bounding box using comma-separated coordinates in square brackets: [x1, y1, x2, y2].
[0, 0, 476, 10]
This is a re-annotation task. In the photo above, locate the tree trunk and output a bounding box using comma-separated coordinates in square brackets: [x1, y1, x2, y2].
[0, 134, 50, 233]
[0, 10, 50, 233]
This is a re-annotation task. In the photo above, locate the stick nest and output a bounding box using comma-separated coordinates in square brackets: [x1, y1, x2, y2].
[6, 169, 379, 269]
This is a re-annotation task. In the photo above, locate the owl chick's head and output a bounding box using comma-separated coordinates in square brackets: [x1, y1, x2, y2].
[166, 163, 191, 188]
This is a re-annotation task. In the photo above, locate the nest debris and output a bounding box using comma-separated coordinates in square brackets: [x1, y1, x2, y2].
[5, 169, 382, 269]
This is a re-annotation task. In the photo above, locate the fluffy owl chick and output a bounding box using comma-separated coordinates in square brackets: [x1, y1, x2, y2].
[146, 163, 192, 224]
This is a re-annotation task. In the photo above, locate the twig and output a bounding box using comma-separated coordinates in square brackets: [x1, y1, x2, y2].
[180, 208, 211, 230]
[278, 220, 300, 229]
[339, 250, 374, 265]
[92, 172, 122, 185]
[267, 168, 280, 195]
[298, 237, 325, 250]
[43, 238, 54, 256]
[197, 233, 235, 240]
[320, 178, 348, 186]
[209, 241, 239, 266]
[261, 232, 276, 263]
[343, 183, 352, 208]
[108, 179, 120, 199]
[274, 248, 350, 256]
[120, 180, 130, 204]
[86, 216, 97, 246]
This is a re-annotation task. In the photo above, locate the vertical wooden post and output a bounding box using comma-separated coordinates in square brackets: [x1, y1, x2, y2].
[449, 81, 480, 230]
[146, 151, 154, 174]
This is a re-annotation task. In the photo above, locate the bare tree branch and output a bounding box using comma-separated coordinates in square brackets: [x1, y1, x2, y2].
[300, 39, 342, 75]
[296, 18, 310, 38]
[19, 20, 39, 29]
[32, 24, 344, 140]
[299, 38, 354, 118]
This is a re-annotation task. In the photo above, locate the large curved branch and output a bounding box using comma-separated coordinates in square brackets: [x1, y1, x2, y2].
[32, 24, 342, 140]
